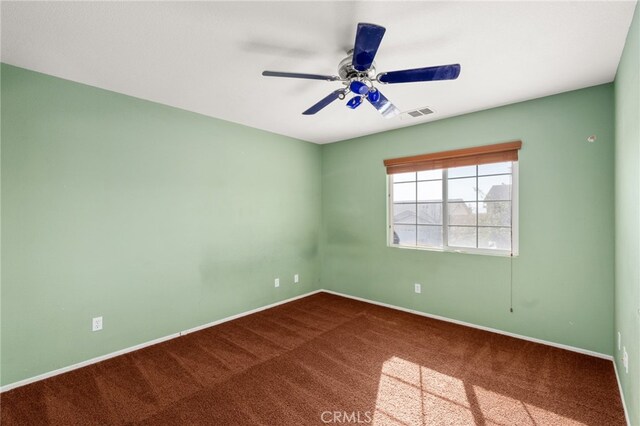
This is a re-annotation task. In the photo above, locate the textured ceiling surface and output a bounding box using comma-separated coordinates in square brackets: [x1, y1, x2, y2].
[1, 1, 636, 143]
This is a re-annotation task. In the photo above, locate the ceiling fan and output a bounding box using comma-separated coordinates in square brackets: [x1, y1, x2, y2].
[262, 23, 461, 118]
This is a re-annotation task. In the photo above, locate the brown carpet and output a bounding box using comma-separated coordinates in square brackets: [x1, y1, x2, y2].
[0, 292, 625, 425]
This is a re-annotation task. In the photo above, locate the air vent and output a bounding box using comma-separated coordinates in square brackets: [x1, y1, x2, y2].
[401, 107, 435, 119]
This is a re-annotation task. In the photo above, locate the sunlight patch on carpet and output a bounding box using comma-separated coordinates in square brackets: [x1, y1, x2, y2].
[374, 356, 474, 425]
[374, 356, 586, 426]
[473, 385, 586, 426]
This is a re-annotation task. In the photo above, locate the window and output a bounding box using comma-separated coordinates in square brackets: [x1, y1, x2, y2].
[385, 142, 521, 256]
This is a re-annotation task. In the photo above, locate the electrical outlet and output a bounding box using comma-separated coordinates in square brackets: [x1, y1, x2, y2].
[414, 283, 421, 294]
[623, 347, 629, 373]
[274, 278, 280, 288]
[618, 332, 621, 351]
[294, 274, 299, 284]
[92, 316, 103, 332]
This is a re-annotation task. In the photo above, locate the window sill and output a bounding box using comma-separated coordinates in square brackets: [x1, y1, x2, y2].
[388, 243, 518, 258]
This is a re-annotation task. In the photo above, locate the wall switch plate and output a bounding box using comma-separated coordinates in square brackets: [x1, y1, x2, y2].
[294, 274, 299, 284]
[414, 283, 421, 294]
[92, 316, 103, 332]
[623, 346, 629, 373]
[274, 278, 280, 288]
[618, 332, 621, 351]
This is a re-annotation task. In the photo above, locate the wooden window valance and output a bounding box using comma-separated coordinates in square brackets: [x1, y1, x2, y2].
[383, 140, 522, 175]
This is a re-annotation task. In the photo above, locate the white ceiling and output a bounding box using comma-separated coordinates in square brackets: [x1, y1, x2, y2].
[1, 1, 636, 144]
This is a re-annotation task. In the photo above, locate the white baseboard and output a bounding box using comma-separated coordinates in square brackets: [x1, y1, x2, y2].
[178, 289, 322, 336]
[0, 290, 322, 393]
[613, 358, 631, 426]
[320, 289, 614, 361]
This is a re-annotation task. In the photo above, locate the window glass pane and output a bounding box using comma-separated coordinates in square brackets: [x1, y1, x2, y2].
[393, 225, 416, 246]
[478, 162, 512, 176]
[389, 159, 517, 255]
[417, 169, 442, 181]
[393, 172, 416, 183]
[448, 202, 477, 225]
[447, 177, 476, 202]
[479, 201, 511, 226]
[478, 175, 511, 201]
[478, 227, 511, 250]
[418, 181, 442, 202]
[393, 204, 416, 224]
[418, 203, 442, 225]
[418, 225, 443, 247]
[448, 226, 477, 248]
[393, 182, 416, 202]
[448, 165, 476, 178]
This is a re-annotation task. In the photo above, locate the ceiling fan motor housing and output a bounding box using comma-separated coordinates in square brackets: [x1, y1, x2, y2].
[338, 50, 376, 81]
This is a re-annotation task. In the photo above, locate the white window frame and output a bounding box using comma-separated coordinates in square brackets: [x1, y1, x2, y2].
[387, 162, 519, 257]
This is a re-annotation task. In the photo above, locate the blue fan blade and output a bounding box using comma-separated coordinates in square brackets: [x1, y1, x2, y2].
[262, 71, 341, 81]
[367, 90, 400, 118]
[302, 90, 346, 115]
[352, 23, 386, 72]
[378, 64, 461, 84]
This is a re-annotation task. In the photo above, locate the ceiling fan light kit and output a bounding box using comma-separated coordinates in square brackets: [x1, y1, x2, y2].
[262, 23, 461, 118]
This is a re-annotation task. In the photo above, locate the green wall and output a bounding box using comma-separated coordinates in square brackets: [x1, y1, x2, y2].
[615, 2, 640, 424]
[0, 64, 322, 386]
[321, 84, 615, 356]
